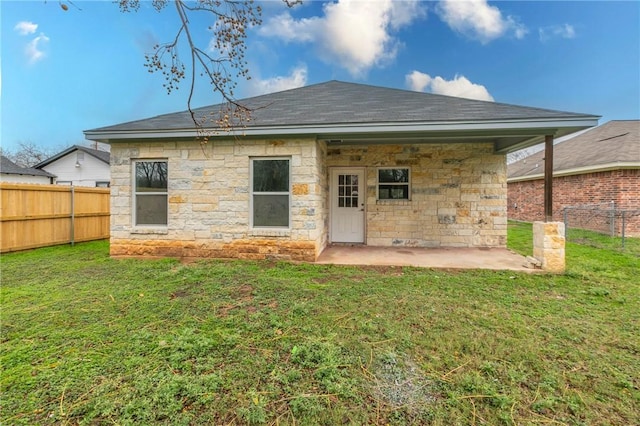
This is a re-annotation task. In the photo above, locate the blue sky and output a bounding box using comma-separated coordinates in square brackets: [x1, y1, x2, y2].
[1, 1, 639, 152]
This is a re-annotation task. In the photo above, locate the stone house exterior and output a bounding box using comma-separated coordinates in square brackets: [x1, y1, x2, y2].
[84, 81, 598, 261]
[508, 120, 639, 236]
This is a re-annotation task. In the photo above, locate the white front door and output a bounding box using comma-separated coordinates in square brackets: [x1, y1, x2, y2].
[331, 168, 365, 243]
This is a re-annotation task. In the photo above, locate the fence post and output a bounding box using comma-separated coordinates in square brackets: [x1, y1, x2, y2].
[609, 201, 615, 237]
[621, 211, 626, 250]
[71, 186, 75, 247]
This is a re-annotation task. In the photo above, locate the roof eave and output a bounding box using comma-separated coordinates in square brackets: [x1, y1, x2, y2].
[508, 161, 640, 182]
[1, 170, 55, 178]
[84, 116, 600, 146]
[35, 145, 110, 169]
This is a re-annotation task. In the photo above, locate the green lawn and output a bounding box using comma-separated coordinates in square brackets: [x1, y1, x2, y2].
[565, 227, 640, 256]
[1, 223, 638, 425]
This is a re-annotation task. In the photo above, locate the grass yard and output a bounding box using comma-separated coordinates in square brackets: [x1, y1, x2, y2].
[1, 222, 638, 425]
[565, 227, 640, 257]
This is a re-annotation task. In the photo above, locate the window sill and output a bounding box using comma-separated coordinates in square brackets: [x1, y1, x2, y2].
[250, 228, 291, 238]
[131, 227, 169, 235]
[376, 199, 411, 205]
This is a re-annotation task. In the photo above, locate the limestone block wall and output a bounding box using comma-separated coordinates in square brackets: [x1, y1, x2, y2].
[326, 143, 507, 247]
[109, 138, 327, 260]
[315, 141, 330, 248]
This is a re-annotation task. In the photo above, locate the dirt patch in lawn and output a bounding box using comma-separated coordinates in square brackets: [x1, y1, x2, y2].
[371, 352, 438, 420]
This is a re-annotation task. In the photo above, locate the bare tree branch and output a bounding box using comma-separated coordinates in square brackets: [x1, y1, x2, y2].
[54, 0, 300, 145]
[118, 0, 295, 145]
[1, 142, 59, 167]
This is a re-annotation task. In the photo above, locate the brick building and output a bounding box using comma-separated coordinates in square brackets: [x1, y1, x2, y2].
[508, 120, 640, 236]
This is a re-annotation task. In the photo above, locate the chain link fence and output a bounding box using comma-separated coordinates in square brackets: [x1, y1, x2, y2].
[562, 202, 640, 254]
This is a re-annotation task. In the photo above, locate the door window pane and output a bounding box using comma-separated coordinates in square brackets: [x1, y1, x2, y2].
[337, 174, 359, 208]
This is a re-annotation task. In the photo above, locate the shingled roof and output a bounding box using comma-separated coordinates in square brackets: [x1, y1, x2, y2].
[508, 120, 640, 181]
[85, 80, 599, 152]
[1, 155, 55, 178]
[35, 145, 110, 169]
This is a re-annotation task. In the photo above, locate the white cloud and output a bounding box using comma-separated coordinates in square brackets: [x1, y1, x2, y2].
[513, 24, 528, 40]
[14, 21, 49, 64]
[405, 70, 494, 102]
[539, 24, 576, 42]
[259, 0, 425, 77]
[248, 65, 308, 96]
[437, 0, 527, 44]
[25, 33, 50, 64]
[405, 70, 432, 93]
[14, 21, 38, 35]
[258, 13, 319, 43]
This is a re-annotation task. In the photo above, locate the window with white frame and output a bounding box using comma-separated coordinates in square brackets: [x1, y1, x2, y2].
[251, 158, 290, 227]
[377, 168, 410, 200]
[134, 160, 168, 226]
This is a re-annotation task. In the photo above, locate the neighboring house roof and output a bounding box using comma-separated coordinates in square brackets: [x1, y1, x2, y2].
[1, 155, 56, 178]
[84, 81, 600, 153]
[508, 120, 640, 181]
[35, 145, 111, 169]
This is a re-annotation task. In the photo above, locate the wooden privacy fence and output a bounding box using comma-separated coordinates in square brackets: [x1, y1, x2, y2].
[0, 183, 110, 253]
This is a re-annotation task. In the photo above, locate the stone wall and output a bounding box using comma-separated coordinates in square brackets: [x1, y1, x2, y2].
[508, 169, 640, 236]
[109, 138, 327, 260]
[326, 143, 508, 247]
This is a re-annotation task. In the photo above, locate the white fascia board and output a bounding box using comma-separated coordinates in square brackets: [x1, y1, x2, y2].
[507, 162, 640, 182]
[84, 116, 600, 143]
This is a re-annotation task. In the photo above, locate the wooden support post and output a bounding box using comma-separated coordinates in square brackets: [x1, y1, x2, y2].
[544, 135, 554, 222]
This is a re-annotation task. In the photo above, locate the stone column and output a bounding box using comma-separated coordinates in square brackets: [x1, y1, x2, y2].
[533, 221, 565, 273]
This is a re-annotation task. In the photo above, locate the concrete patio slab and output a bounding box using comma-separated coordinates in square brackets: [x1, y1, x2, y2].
[316, 245, 536, 272]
